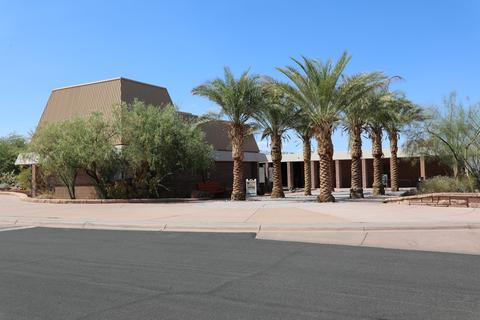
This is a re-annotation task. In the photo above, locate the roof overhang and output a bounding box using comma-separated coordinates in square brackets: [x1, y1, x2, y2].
[214, 151, 267, 162]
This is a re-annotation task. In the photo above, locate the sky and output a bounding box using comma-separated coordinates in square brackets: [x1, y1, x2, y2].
[1, 0, 479, 153]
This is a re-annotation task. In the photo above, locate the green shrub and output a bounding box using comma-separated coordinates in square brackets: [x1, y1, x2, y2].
[0, 134, 27, 175]
[17, 167, 32, 191]
[0, 171, 17, 188]
[419, 176, 478, 194]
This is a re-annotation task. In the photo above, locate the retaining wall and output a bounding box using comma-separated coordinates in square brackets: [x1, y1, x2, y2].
[385, 193, 480, 208]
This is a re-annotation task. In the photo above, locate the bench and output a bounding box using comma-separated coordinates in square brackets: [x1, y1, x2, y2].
[197, 181, 225, 197]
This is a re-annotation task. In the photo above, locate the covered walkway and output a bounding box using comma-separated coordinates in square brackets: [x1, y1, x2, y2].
[266, 150, 451, 190]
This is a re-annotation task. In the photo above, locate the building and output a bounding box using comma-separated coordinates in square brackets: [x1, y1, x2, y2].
[265, 150, 451, 190]
[33, 77, 266, 198]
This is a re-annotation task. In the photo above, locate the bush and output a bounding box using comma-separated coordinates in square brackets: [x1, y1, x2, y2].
[419, 176, 478, 194]
[17, 167, 32, 191]
[30, 113, 119, 199]
[29, 102, 214, 199]
[0, 134, 27, 175]
[117, 101, 214, 198]
[0, 171, 17, 188]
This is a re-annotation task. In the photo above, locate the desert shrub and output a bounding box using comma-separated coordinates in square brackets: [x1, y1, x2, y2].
[30, 114, 119, 199]
[105, 180, 131, 199]
[0, 134, 27, 175]
[16, 167, 32, 190]
[0, 171, 17, 188]
[117, 101, 214, 198]
[419, 176, 478, 194]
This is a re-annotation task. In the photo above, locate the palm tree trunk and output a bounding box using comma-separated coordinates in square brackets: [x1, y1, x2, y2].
[349, 125, 364, 198]
[371, 127, 385, 196]
[230, 124, 246, 201]
[316, 127, 335, 202]
[303, 136, 312, 196]
[270, 134, 285, 198]
[328, 134, 335, 192]
[388, 130, 399, 192]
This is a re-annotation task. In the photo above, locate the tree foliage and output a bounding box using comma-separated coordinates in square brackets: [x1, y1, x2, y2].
[253, 83, 296, 141]
[75, 113, 120, 198]
[192, 67, 263, 201]
[118, 101, 214, 198]
[31, 114, 119, 198]
[192, 67, 263, 128]
[405, 92, 480, 180]
[0, 133, 27, 175]
[30, 119, 86, 199]
[31, 102, 214, 199]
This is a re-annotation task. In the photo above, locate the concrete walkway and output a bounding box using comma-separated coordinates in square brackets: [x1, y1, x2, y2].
[1, 191, 480, 255]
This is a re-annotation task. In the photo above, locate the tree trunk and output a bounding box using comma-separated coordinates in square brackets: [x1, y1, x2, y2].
[316, 127, 335, 202]
[371, 127, 385, 196]
[388, 130, 399, 192]
[270, 134, 285, 198]
[86, 164, 109, 199]
[328, 134, 335, 192]
[230, 124, 246, 201]
[303, 136, 312, 196]
[349, 125, 364, 198]
[60, 172, 77, 199]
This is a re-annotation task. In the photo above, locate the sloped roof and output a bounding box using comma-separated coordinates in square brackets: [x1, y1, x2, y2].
[199, 121, 259, 153]
[38, 78, 173, 127]
[36, 77, 260, 153]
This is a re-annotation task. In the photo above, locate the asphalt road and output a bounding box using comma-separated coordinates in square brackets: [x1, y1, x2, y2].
[0, 228, 479, 320]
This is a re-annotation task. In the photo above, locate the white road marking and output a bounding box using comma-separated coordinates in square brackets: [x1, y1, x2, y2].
[0, 226, 36, 232]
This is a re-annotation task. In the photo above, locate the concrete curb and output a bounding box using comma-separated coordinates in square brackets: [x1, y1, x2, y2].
[0, 191, 205, 204]
[3, 217, 480, 233]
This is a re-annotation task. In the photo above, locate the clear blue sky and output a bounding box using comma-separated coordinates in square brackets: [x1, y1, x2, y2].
[1, 0, 479, 152]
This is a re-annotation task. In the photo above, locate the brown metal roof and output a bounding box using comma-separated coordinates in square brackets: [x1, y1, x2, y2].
[36, 78, 260, 153]
[120, 78, 172, 106]
[38, 78, 174, 127]
[38, 78, 122, 127]
[199, 121, 259, 153]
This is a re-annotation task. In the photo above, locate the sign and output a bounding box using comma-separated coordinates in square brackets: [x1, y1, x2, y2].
[382, 174, 388, 186]
[246, 179, 257, 197]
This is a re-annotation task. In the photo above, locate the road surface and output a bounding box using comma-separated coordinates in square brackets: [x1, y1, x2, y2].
[1, 227, 479, 319]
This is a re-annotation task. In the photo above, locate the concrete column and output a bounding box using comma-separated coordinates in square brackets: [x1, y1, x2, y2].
[311, 161, 319, 189]
[361, 158, 368, 189]
[335, 160, 342, 188]
[287, 161, 294, 190]
[31, 164, 38, 197]
[420, 156, 426, 179]
[252, 162, 259, 179]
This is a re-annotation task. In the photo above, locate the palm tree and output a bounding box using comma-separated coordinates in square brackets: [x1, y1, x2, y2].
[277, 52, 352, 202]
[384, 95, 423, 191]
[192, 68, 263, 201]
[254, 85, 296, 198]
[292, 111, 314, 195]
[341, 73, 389, 198]
[364, 90, 393, 196]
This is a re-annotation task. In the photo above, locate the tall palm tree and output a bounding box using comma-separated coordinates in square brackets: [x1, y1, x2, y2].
[192, 68, 263, 201]
[254, 85, 296, 198]
[292, 111, 314, 195]
[277, 52, 352, 202]
[341, 73, 389, 198]
[364, 90, 393, 196]
[384, 95, 423, 191]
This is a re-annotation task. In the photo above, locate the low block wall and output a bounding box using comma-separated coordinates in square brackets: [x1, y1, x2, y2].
[385, 193, 480, 208]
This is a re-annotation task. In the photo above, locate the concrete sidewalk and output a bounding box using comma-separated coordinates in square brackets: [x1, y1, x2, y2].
[1, 192, 480, 254]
